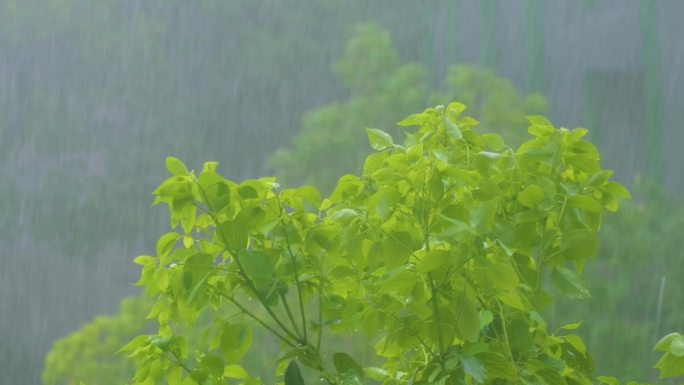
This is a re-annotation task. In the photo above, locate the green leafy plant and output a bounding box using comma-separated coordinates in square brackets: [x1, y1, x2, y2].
[120, 102, 683, 385]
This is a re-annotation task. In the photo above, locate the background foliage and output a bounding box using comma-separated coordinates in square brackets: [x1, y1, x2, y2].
[269, 24, 547, 192]
[42, 297, 153, 385]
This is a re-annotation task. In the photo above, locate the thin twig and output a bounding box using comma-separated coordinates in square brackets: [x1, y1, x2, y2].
[208, 283, 296, 348]
[278, 196, 308, 343]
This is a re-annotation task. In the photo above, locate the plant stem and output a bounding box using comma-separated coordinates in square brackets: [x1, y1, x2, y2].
[369, 296, 435, 356]
[280, 292, 302, 340]
[231, 252, 301, 342]
[423, 165, 446, 369]
[208, 283, 297, 348]
[278, 198, 308, 343]
[534, 225, 546, 308]
[162, 351, 193, 374]
[428, 273, 446, 359]
[447, 278, 469, 345]
[316, 255, 325, 352]
[497, 301, 514, 363]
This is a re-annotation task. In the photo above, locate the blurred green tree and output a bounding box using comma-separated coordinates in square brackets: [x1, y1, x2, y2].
[42, 296, 153, 385]
[268, 24, 547, 193]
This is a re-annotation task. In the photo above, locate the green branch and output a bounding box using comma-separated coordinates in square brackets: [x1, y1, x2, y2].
[194, 182, 300, 343]
[280, 293, 302, 341]
[277, 197, 308, 343]
[208, 283, 297, 348]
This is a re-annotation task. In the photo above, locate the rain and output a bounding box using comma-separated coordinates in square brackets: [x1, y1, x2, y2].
[1, 1, 683, 384]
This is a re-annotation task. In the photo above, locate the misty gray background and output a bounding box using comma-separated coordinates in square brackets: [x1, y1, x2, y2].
[1, 1, 683, 384]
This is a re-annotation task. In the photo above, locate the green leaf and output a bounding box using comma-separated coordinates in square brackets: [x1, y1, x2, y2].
[551, 266, 591, 299]
[557, 230, 599, 261]
[118, 335, 149, 354]
[364, 367, 390, 381]
[168, 336, 187, 358]
[157, 232, 181, 260]
[200, 354, 224, 377]
[150, 335, 173, 351]
[671, 335, 684, 357]
[188, 271, 211, 304]
[596, 376, 619, 385]
[167, 365, 183, 385]
[322, 294, 345, 310]
[487, 261, 519, 289]
[443, 116, 463, 139]
[568, 195, 603, 212]
[190, 369, 208, 384]
[469, 199, 498, 230]
[202, 161, 219, 173]
[155, 269, 169, 291]
[518, 185, 544, 208]
[223, 364, 248, 379]
[446, 101, 466, 117]
[558, 321, 583, 330]
[397, 113, 427, 126]
[654, 332, 681, 352]
[166, 156, 189, 175]
[365, 128, 394, 150]
[133, 255, 155, 266]
[537, 369, 568, 385]
[602, 181, 631, 198]
[284, 360, 305, 385]
[416, 249, 451, 273]
[238, 185, 259, 199]
[479, 310, 494, 328]
[482, 133, 505, 150]
[294, 185, 322, 207]
[563, 334, 587, 355]
[220, 323, 252, 362]
[527, 115, 553, 127]
[333, 352, 363, 378]
[296, 345, 323, 370]
[655, 351, 684, 378]
[455, 297, 480, 342]
[461, 356, 485, 383]
[181, 203, 196, 234]
[476, 352, 517, 380]
[587, 170, 613, 187]
[238, 250, 274, 290]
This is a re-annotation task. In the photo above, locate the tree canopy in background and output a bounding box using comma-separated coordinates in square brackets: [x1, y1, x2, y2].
[269, 24, 547, 193]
